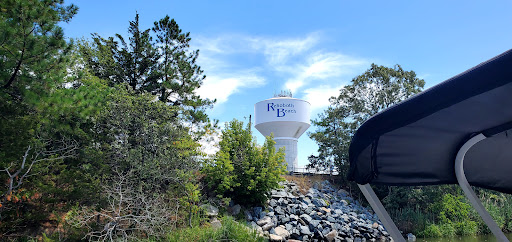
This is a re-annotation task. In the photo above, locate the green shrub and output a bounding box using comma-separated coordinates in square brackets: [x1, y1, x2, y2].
[391, 207, 432, 235]
[418, 224, 442, 238]
[439, 223, 456, 237]
[168, 216, 265, 242]
[455, 220, 478, 236]
[202, 119, 287, 205]
[432, 194, 472, 224]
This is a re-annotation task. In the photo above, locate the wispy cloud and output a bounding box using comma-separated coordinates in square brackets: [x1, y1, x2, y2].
[192, 32, 368, 111]
[257, 34, 318, 65]
[302, 84, 344, 110]
[196, 70, 265, 104]
[284, 52, 368, 94]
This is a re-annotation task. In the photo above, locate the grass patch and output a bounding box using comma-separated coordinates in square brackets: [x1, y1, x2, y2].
[167, 216, 265, 242]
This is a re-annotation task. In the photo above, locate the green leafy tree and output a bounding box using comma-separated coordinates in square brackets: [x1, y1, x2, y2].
[67, 85, 204, 240]
[308, 63, 425, 180]
[203, 119, 287, 205]
[79, 14, 214, 124]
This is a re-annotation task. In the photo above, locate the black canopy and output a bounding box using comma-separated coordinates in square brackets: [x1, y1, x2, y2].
[348, 49, 512, 194]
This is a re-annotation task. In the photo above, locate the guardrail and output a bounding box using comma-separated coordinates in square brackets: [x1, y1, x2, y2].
[290, 167, 339, 176]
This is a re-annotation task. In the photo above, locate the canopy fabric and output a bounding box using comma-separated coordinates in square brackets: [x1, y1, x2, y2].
[348, 49, 512, 194]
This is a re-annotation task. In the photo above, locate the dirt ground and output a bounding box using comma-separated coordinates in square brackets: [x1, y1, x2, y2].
[282, 174, 342, 195]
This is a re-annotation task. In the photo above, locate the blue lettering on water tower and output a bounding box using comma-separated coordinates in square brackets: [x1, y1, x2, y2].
[266, 102, 296, 117]
[268, 103, 275, 111]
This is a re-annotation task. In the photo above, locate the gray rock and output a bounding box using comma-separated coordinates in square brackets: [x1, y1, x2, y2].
[287, 206, 297, 215]
[269, 234, 284, 242]
[327, 216, 336, 223]
[290, 228, 301, 239]
[309, 219, 321, 228]
[274, 206, 285, 215]
[229, 204, 241, 216]
[300, 225, 312, 235]
[200, 204, 219, 216]
[257, 216, 272, 226]
[299, 214, 312, 224]
[210, 218, 222, 229]
[272, 190, 288, 198]
[269, 199, 277, 207]
[285, 223, 293, 231]
[244, 210, 253, 221]
[298, 218, 307, 226]
[312, 198, 327, 207]
[407, 233, 416, 241]
[262, 222, 275, 231]
[274, 225, 290, 238]
[253, 207, 263, 218]
[305, 207, 313, 214]
[279, 215, 290, 224]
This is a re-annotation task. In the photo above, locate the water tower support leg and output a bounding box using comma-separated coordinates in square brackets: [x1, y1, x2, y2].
[358, 183, 405, 242]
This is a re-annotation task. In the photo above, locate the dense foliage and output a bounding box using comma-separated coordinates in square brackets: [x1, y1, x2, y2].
[203, 119, 287, 205]
[0, 1, 216, 240]
[307, 63, 425, 179]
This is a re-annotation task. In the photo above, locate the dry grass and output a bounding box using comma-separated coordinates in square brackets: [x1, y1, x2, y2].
[282, 174, 341, 195]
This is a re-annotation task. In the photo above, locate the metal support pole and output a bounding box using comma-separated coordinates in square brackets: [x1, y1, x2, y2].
[358, 183, 405, 242]
[455, 133, 509, 242]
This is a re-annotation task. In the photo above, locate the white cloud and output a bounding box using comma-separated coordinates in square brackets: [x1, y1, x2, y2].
[192, 32, 368, 110]
[194, 33, 319, 65]
[257, 34, 318, 65]
[284, 52, 368, 93]
[302, 84, 345, 110]
[196, 71, 265, 104]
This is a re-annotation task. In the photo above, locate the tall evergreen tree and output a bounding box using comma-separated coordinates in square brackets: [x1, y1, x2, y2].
[0, 0, 77, 96]
[80, 14, 215, 124]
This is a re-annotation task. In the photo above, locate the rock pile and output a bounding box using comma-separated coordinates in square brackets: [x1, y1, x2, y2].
[247, 180, 392, 242]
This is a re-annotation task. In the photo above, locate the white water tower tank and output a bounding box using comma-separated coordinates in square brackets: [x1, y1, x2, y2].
[254, 95, 311, 173]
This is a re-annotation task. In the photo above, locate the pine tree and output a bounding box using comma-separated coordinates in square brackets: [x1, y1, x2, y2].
[80, 14, 215, 124]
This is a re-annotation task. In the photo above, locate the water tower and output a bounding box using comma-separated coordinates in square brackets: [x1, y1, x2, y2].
[254, 92, 311, 173]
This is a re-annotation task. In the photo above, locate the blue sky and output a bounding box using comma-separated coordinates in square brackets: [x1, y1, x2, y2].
[64, 0, 512, 168]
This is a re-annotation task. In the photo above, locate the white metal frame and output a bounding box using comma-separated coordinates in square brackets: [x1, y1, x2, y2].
[455, 133, 509, 242]
[358, 184, 406, 242]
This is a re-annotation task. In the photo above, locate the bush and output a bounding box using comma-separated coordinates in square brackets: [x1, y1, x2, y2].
[168, 216, 265, 242]
[432, 194, 472, 224]
[418, 224, 442, 238]
[202, 119, 287, 205]
[439, 223, 456, 237]
[455, 220, 478, 236]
